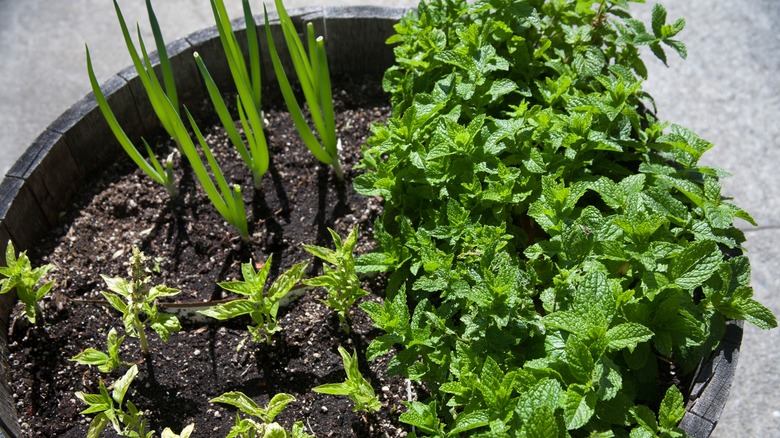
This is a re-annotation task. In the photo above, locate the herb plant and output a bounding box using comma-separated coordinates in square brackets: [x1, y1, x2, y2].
[0, 240, 55, 324]
[75, 365, 151, 438]
[161, 424, 196, 438]
[101, 248, 182, 357]
[313, 346, 381, 413]
[264, 0, 344, 180]
[198, 256, 307, 346]
[71, 327, 132, 373]
[210, 392, 312, 438]
[303, 227, 368, 332]
[355, 0, 777, 435]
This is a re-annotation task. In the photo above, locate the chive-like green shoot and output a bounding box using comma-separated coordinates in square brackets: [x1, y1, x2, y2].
[264, 0, 344, 181]
[208, 0, 269, 189]
[86, 45, 177, 198]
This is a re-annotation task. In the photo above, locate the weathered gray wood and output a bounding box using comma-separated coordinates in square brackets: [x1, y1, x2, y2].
[0, 178, 49, 252]
[681, 320, 744, 437]
[0, 302, 20, 438]
[321, 6, 410, 77]
[49, 74, 133, 178]
[0, 183, 25, 438]
[6, 129, 78, 226]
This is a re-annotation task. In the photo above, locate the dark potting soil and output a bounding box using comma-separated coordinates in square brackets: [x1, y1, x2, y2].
[6, 76, 415, 437]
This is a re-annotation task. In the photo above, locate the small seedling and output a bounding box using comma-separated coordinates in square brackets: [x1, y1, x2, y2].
[71, 327, 132, 373]
[0, 240, 55, 325]
[304, 227, 368, 332]
[313, 346, 381, 413]
[198, 256, 307, 346]
[75, 365, 151, 437]
[264, 0, 343, 180]
[101, 248, 182, 357]
[161, 424, 195, 438]
[211, 392, 312, 438]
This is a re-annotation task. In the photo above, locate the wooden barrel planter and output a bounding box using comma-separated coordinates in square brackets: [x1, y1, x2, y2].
[0, 6, 742, 438]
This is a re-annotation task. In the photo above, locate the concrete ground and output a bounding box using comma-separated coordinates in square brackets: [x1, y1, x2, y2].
[0, 1, 777, 436]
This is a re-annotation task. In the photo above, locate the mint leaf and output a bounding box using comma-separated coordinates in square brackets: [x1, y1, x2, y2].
[450, 410, 489, 434]
[524, 405, 559, 438]
[651, 4, 667, 38]
[669, 240, 721, 289]
[564, 384, 596, 430]
[605, 323, 654, 352]
[566, 335, 594, 383]
[658, 385, 685, 430]
[516, 378, 563, 420]
[399, 401, 442, 434]
[543, 311, 591, 339]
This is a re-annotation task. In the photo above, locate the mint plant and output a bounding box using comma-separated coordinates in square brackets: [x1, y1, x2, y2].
[313, 346, 381, 413]
[0, 240, 55, 324]
[303, 227, 368, 332]
[198, 256, 308, 346]
[101, 248, 182, 357]
[210, 392, 312, 438]
[264, 0, 344, 180]
[71, 327, 132, 373]
[355, 0, 777, 435]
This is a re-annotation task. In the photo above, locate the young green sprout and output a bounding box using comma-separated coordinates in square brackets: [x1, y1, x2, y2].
[198, 256, 308, 347]
[210, 392, 312, 437]
[303, 227, 368, 333]
[161, 424, 195, 438]
[0, 241, 55, 325]
[264, 0, 343, 180]
[101, 248, 182, 357]
[313, 346, 381, 413]
[71, 327, 132, 374]
[76, 365, 151, 438]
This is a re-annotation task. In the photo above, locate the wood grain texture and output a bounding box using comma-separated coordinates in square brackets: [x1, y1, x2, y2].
[49, 74, 130, 178]
[320, 6, 409, 77]
[6, 130, 78, 226]
[0, 178, 48, 252]
[681, 320, 744, 437]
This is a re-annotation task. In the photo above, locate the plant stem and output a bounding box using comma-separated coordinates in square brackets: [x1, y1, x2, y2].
[332, 156, 345, 182]
[136, 319, 149, 356]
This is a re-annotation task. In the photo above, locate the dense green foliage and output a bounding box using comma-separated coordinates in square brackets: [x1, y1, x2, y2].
[355, 0, 777, 435]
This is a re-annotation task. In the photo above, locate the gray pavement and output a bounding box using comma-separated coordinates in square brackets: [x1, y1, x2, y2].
[0, 1, 778, 436]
